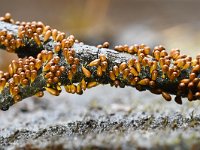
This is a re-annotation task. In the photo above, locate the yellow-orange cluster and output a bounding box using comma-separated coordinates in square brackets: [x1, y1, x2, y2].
[0, 13, 199, 109]
[0, 28, 23, 53]
[17, 20, 69, 50]
[0, 55, 44, 103]
[95, 42, 199, 104]
[0, 13, 22, 52]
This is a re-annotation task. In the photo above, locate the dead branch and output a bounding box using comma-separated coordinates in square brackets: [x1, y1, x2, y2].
[0, 13, 199, 110]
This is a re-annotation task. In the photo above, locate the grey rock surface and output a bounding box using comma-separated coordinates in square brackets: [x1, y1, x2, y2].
[0, 85, 200, 149]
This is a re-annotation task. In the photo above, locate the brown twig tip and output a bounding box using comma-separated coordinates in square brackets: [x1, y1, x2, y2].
[0, 13, 199, 111]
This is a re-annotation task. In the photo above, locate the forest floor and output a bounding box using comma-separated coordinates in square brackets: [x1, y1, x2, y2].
[0, 85, 200, 150]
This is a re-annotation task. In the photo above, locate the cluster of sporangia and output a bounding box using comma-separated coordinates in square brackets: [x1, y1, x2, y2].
[0, 13, 200, 109]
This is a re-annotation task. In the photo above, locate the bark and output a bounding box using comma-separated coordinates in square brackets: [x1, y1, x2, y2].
[0, 20, 199, 111]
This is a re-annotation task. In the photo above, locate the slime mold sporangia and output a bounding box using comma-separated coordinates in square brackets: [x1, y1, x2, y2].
[0, 13, 199, 111]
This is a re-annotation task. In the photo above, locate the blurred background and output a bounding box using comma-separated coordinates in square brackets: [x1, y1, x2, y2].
[0, 1, 200, 149]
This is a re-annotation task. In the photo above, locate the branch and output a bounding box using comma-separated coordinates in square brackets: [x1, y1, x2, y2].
[0, 13, 199, 111]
